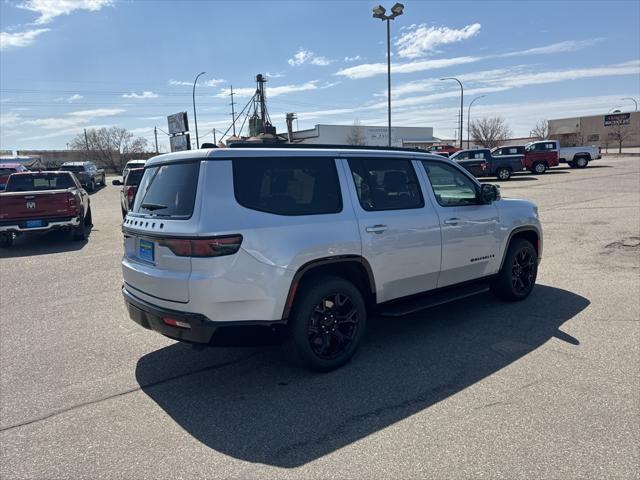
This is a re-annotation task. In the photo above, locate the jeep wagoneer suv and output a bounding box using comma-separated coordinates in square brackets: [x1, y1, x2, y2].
[122, 145, 542, 371]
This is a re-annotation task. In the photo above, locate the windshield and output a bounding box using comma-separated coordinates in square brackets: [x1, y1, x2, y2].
[60, 165, 84, 173]
[5, 173, 75, 192]
[132, 162, 200, 218]
[125, 169, 144, 186]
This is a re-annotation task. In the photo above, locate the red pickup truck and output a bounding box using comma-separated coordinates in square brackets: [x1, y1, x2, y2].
[0, 171, 92, 248]
[493, 141, 560, 174]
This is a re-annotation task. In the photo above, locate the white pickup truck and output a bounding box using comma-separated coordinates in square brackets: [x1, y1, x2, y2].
[557, 142, 601, 168]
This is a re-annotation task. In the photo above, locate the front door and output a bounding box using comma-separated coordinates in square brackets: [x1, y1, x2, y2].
[418, 160, 501, 288]
[341, 157, 442, 303]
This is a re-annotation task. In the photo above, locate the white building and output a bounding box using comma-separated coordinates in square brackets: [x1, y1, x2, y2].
[291, 124, 439, 149]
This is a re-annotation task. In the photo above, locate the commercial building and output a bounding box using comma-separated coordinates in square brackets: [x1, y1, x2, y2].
[549, 111, 639, 149]
[291, 124, 440, 149]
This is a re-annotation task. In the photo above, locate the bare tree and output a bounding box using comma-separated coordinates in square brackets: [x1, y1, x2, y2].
[607, 123, 633, 154]
[346, 120, 366, 146]
[470, 117, 512, 149]
[70, 127, 149, 172]
[530, 119, 549, 140]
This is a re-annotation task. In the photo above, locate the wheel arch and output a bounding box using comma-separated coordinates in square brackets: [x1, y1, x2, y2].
[282, 255, 376, 320]
[499, 226, 541, 270]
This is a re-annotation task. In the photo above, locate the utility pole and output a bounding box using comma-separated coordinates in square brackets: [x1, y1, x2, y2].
[213, 128, 217, 144]
[154, 127, 159, 153]
[230, 85, 237, 136]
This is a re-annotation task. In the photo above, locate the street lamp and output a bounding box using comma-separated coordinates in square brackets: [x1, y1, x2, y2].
[608, 107, 622, 113]
[372, 3, 405, 147]
[467, 95, 485, 148]
[441, 77, 463, 148]
[621, 97, 638, 111]
[192, 71, 206, 149]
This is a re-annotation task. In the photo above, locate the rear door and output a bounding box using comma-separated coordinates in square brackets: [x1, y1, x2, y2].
[418, 159, 500, 287]
[342, 156, 441, 303]
[122, 161, 201, 303]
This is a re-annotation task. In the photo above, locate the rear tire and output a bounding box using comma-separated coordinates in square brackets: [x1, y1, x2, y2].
[568, 161, 577, 168]
[73, 207, 91, 241]
[0, 234, 13, 248]
[491, 238, 538, 301]
[575, 156, 589, 168]
[285, 276, 367, 372]
[88, 179, 96, 192]
[531, 162, 547, 174]
[496, 167, 511, 180]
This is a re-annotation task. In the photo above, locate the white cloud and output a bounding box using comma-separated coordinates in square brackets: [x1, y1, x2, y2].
[266, 72, 285, 79]
[502, 39, 602, 57]
[54, 93, 84, 102]
[396, 23, 481, 59]
[67, 108, 125, 118]
[169, 78, 226, 87]
[335, 56, 481, 79]
[288, 48, 332, 66]
[0, 28, 50, 50]
[18, 0, 113, 25]
[215, 80, 330, 99]
[0, 112, 21, 128]
[344, 55, 362, 62]
[122, 91, 159, 99]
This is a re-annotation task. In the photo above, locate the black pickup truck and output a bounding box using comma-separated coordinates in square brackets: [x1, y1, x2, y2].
[59, 161, 105, 192]
[450, 148, 524, 180]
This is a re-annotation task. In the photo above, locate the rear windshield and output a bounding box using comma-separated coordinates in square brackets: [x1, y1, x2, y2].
[125, 169, 144, 186]
[60, 165, 84, 172]
[233, 157, 342, 216]
[5, 173, 75, 192]
[132, 162, 200, 218]
[0, 168, 18, 176]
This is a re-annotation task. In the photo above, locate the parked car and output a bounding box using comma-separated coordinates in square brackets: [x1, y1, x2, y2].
[0, 171, 92, 247]
[0, 163, 28, 190]
[492, 145, 525, 157]
[59, 161, 105, 191]
[119, 167, 144, 218]
[521, 140, 560, 174]
[450, 148, 524, 180]
[122, 159, 146, 179]
[427, 144, 461, 157]
[121, 146, 542, 371]
[559, 144, 601, 168]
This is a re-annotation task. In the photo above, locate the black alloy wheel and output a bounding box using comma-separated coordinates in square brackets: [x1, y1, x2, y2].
[511, 246, 536, 295]
[491, 238, 538, 301]
[308, 293, 360, 361]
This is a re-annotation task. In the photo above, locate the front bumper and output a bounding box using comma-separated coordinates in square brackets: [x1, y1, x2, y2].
[0, 216, 80, 233]
[123, 286, 284, 344]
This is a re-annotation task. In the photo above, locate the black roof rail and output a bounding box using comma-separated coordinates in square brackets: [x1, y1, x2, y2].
[226, 142, 429, 153]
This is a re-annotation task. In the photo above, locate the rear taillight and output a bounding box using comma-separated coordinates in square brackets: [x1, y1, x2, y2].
[158, 235, 243, 258]
[67, 192, 78, 211]
[126, 186, 137, 199]
[163, 317, 191, 329]
[481, 162, 487, 171]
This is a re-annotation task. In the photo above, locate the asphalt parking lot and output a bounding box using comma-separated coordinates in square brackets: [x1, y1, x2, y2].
[1, 156, 638, 479]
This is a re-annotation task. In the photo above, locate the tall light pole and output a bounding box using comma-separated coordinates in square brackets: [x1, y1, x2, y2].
[621, 97, 638, 111]
[440, 77, 463, 148]
[373, 3, 404, 147]
[192, 71, 206, 149]
[467, 95, 485, 148]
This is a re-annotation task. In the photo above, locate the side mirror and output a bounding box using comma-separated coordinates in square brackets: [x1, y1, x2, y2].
[480, 183, 500, 204]
[112, 179, 122, 186]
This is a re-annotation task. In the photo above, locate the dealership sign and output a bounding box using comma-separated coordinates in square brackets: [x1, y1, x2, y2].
[167, 112, 191, 151]
[170, 134, 191, 152]
[604, 113, 631, 126]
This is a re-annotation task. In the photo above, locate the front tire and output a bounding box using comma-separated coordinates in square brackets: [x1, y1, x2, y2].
[491, 238, 538, 301]
[285, 276, 367, 372]
[496, 167, 511, 180]
[531, 162, 547, 174]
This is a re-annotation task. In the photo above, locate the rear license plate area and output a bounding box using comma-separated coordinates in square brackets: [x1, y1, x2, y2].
[138, 239, 155, 263]
[25, 220, 44, 228]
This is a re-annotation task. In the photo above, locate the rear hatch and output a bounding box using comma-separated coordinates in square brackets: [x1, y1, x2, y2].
[0, 191, 75, 221]
[122, 161, 201, 304]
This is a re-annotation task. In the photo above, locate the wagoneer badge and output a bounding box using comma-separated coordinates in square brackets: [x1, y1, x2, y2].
[26, 201, 36, 209]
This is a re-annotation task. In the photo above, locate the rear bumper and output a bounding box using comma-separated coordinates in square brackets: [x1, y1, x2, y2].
[0, 216, 79, 233]
[122, 286, 284, 344]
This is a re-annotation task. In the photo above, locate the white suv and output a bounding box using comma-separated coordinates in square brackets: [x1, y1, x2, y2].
[122, 146, 542, 371]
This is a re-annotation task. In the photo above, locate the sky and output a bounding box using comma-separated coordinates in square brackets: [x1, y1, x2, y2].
[1, 0, 639, 152]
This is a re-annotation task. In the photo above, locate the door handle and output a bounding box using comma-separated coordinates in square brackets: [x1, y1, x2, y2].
[365, 224, 388, 234]
[443, 218, 461, 226]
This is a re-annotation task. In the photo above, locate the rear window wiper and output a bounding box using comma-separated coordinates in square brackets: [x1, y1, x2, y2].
[140, 202, 168, 211]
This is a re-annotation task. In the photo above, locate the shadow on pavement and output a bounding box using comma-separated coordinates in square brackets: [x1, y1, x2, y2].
[0, 228, 92, 258]
[135, 284, 588, 468]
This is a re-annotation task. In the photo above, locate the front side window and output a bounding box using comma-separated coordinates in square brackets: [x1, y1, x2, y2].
[233, 157, 342, 216]
[348, 158, 424, 211]
[133, 161, 200, 218]
[421, 161, 479, 207]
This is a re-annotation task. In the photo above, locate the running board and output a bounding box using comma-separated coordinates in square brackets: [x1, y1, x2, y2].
[378, 281, 491, 317]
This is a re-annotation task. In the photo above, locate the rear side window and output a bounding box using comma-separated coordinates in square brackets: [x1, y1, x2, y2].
[233, 157, 342, 216]
[60, 165, 84, 172]
[132, 162, 200, 218]
[348, 158, 424, 211]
